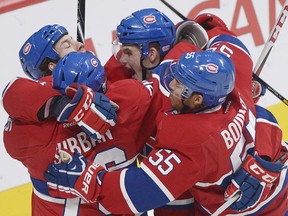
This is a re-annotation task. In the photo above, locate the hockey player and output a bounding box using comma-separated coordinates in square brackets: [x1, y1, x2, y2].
[45, 15, 288, 215]
[105, 7, 208, 84]
[2, 50, 159, 215]
[4, 10, 202, 215]
[19, 24, 85, 80]
[2, 25, 119, 215]
[105, 8, 175, 83]
[106, 9, 209, 214]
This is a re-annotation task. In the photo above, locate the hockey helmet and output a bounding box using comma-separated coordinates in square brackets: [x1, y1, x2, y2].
[166, 51, 235, 107]
[52, 51, 106, 94]
[19, 24, 68, 80]
[116, 8, 176, 57]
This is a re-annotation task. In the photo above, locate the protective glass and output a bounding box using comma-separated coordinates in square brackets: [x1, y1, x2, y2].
[112, 38, 123, 63]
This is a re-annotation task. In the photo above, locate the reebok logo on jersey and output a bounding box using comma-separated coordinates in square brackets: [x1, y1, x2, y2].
[63, 122, 77, 128]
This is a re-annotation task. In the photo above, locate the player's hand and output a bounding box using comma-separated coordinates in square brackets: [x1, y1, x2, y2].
[224, 154, 287, 211]
[174, 19, 208, 49]
[194, 13, 227, 30]
[45, 152, 105, 202]
[57, 83, 118, 139]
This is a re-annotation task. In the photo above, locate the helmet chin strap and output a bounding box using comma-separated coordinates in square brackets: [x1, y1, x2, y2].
[140, 56, 163, 80]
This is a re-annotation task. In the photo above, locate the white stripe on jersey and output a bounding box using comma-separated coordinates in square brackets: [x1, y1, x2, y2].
[256, 117, 281, 128]
[165, 197, 194, 206]
[140, 162, 175, 201]
[34, 188, 82, 216]
[120, 169, 139, 214]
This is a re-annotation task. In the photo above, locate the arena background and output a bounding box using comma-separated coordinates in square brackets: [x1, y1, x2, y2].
[0, 0, 287, 215]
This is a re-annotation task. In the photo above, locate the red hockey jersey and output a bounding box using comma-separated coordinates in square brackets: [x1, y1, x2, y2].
[81, 27, 287, 216]
[2, 76, 153, 216]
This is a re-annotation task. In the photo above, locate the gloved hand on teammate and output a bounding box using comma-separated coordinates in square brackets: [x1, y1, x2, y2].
[45, 151, 105, 202]
[57, 83, 118, 139]
[224, 153, 287, 211]
[174, 19, 208, 49]
[195, 13, 234, 38]
[194, 13, 227, 30]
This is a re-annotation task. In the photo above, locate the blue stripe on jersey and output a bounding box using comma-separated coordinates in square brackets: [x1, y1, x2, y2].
[255, 105, 278, 124]
[124, 166, 170, 213]
[209, 34, 250, 55]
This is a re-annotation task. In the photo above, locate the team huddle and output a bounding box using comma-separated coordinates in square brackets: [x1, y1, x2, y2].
[2, 7, 288, 216]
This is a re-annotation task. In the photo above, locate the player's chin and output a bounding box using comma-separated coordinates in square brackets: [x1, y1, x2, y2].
[169, 95, 178, 110]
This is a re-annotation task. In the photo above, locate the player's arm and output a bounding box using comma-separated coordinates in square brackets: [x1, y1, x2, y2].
[2, 77, 61, 122]
[195, 13, 235, 39]
[104, 54, 133, 85]
[164, 20, 207, 60]
[45, 145, 193, 214]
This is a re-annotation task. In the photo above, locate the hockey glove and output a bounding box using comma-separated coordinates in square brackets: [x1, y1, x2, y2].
[224, 154, 287, 211]
[45, 152, 105, 202]
[194, 13, 227, 30]
[174, 20, 208, 49]
[57, 84, 118, 139]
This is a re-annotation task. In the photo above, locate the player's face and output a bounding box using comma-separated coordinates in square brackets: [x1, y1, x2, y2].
[54, 35, 86, 58]
[169, 78, 185, 111]
[118, 44, 143, 80]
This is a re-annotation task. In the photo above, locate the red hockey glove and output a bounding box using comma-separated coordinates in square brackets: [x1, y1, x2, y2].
[174, 19, 208, 49]
[45, 152, 106, 202]
[224, 154, 287, 211]
[57, 84, 118, 139]
[195, 13, 227, 30]
[195, 13, 234, 39]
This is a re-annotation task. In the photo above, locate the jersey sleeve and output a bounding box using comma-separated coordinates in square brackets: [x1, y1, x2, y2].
[106, 79, 152, 122]
[105, 79, 153, 152]
[96, 116, 203, 215]
[164, 41, 201, 60]
[2, 76, 60, 122]
[104, 55, 133, 86]
[255, 105, 283, 161]
[207, 30, 254, 107]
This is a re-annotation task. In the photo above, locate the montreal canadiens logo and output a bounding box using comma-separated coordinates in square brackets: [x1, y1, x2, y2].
[206, 63, 218, 73]
[23, 43, 31, 55]
[91, 58, 98, 67]
[143, 15, 156, 24]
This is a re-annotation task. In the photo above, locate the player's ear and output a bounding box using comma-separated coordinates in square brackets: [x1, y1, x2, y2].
[148, 47, 159, 61]
[184, 93, 203, 109]
[48, 62, 56, 72]
[194, 94, 203, 105]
